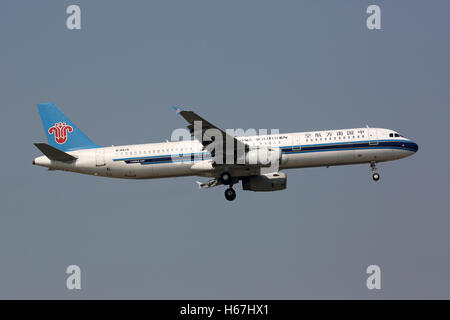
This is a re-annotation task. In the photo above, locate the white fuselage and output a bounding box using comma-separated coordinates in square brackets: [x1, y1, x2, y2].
[33, 127, 418, 179]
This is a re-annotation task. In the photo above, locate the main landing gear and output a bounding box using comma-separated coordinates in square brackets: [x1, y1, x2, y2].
[221, 171, 237, 201]
[370, 161, 380, 181]
[224, 187, 236, 201]
[220, 172, 231, 185]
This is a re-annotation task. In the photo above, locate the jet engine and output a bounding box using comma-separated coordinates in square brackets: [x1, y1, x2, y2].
[241, 172, 287, 192]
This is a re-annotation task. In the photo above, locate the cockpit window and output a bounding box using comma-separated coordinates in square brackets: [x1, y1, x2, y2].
[390, 133, 402, 137]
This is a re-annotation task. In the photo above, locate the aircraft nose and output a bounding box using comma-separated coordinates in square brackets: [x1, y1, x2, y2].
[411, 141, 419, 153]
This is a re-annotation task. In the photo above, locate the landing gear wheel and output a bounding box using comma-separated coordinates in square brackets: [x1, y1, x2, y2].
[220, 172, 231, 185]
[224, 188, 236, 201]
[370, 161, 380, 182]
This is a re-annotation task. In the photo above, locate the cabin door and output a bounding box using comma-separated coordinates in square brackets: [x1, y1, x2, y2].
[292, 135, 301, 151]
[368, 129, 379, 145]
[95, 149, 105, 166]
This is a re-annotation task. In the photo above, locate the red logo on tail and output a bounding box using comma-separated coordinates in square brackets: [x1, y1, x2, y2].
[48, 122, 73, 144]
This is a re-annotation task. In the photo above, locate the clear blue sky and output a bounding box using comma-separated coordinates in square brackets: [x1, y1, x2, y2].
[0, 0, 449, 298]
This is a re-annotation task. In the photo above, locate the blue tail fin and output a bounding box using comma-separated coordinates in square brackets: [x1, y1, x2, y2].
[37, 103, 99, 151]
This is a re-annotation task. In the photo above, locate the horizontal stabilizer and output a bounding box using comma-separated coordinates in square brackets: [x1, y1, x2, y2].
[34, 143, 77, 162]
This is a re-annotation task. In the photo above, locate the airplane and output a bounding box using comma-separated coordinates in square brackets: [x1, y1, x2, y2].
[33, 103, 418, 201]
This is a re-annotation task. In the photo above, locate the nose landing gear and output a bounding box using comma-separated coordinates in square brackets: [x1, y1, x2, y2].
[370, 161, 380, 181]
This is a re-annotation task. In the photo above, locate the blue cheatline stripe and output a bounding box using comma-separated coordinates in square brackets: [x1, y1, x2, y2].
[283, 140, 417, 154]
[111, 139, 417, 165]
[287, 146, 414, 155]
[125, 154, 211, 165]
[113, 151, 207, 162]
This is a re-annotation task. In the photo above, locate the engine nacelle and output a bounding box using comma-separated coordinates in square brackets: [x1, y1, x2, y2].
[242, 172, 287, 192]
[244, 148, 281, 167]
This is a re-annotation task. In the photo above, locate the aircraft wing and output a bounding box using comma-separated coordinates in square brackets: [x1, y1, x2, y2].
[173, 106, 248, 165]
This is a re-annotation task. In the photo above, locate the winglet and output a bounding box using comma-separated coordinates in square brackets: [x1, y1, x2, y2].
[172, 106, 184, 114]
